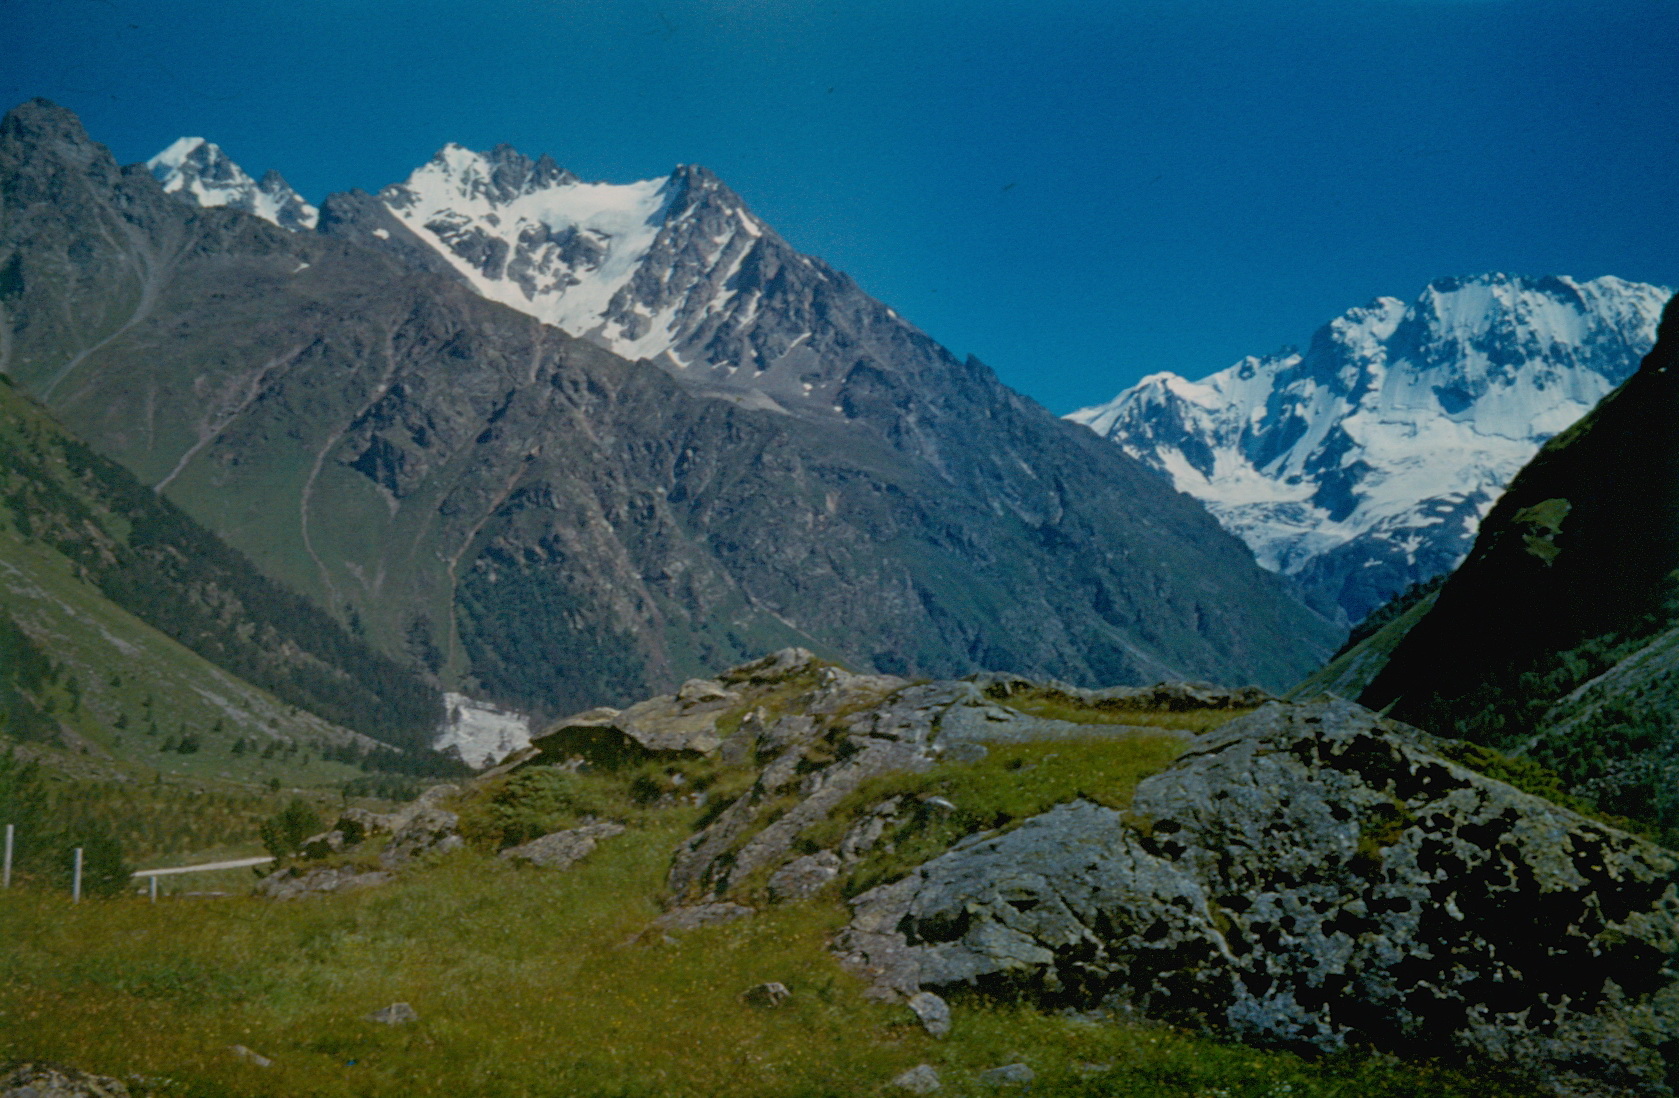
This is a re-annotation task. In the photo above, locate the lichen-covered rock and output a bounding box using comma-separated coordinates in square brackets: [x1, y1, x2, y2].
[767, 851, 842, 902]
[907, 991, 951, 1038]
[254, 864, 394, 900]
[379, 807, 462, 868]
[838, 699, 1679, 1096]
[976, 1063, 1035, 1087]
[718, 648, 821, 686]
[1, 1062, 130, 1097]
[499, 821, 625, 870]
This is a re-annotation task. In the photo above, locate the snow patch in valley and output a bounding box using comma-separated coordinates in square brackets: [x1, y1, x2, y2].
[433, 692, 533, 769]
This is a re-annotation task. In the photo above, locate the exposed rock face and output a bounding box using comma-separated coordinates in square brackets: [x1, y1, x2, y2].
[836, 700, 1679, 1096]
[499, 821, 624, 870]
[890, 1064, 941, 1093]
[666, 664, 1200, 901]
[653, 902, 755, 931]
[766, 852, 842, 903]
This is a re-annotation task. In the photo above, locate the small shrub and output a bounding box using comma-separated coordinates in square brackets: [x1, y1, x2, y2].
[259, 797, 322, 859]
[456, 767, 620, 850]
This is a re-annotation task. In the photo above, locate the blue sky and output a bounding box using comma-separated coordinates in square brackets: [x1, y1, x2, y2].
[8, 0, 1678, 412]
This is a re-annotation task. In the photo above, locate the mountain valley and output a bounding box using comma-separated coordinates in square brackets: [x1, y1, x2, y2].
[4, 94, 1679, 1098]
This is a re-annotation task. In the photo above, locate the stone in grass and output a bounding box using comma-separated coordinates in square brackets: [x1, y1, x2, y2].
[0, 1061, 131, 1097]
[977, 1063, 1035, 1087]
[654, 902, 754, 931]
[890, 1063, 942, 1093]
[227, 1045, 273, 1068]
[366, 1002, 418, 1026]
[742, 981, 791, 1008]
[907, 990, 951, 1038]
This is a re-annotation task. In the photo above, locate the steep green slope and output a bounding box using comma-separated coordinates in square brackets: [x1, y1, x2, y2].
[0, 500, 396, 787]
[1289, 588, 1440, 701]
[1362, 292, 1679, 837]
[0, 374, 442, 748]
[0, 99, 1336, 716]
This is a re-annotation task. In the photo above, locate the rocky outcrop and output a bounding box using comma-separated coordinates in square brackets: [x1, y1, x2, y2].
[499, 821, 625, 870]
[834, 700, 1679, 1096]
[253, 864, 394, 901]
[666, 664, 1191, 901]
[379, 807, 463, 868]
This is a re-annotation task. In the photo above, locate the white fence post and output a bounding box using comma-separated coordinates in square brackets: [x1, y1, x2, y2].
[72, 847, 82, 903]
[3, 823, 11, 888]
[150, 875, 158, 903]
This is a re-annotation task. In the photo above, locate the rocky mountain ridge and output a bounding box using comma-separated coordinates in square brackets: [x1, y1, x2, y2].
[148, 137, 318, 232]
[1071, 274, 1670, 624]
[2, 100, 1335, 722]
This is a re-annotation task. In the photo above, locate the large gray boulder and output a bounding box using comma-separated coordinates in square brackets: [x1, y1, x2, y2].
[837, 700, 1679, 1096]
[499, 821, 625, 870]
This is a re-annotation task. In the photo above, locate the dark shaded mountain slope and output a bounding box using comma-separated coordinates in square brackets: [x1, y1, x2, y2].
[1363, 293, 1679, 836]
[0, 100, 1335, 716]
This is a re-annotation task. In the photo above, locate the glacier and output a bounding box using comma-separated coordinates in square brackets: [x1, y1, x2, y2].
[1070, 274, 1672, 625]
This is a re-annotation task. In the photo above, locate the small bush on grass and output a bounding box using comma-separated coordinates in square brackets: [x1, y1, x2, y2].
[455, 766, 622, 850]
[259, 797, 322, 859]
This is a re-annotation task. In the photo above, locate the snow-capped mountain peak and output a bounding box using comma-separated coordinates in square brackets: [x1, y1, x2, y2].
[146, 137, 318, 231]
[377, 143, 678, 344]
[1071, 273, 1672, 624]
[368, 142, 853, 414]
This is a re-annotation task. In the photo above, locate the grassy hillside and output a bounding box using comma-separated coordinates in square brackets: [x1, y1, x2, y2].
[0, 716, 1536, 1098]
[0, 519, 376, 787]
[0, 375, 442, 749]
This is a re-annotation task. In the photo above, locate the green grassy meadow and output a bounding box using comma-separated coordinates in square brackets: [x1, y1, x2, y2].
[2, 687, 1542, 1098]
[1, 820, 1536, 1098]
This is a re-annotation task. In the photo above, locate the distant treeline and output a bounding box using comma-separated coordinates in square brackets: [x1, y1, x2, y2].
[0, 380, 443, 749]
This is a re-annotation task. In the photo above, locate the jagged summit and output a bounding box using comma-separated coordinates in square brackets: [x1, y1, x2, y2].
[5, 101, 1333, 710]
[1071, 273, 1672, 624]
[147, 136, 318, 231]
